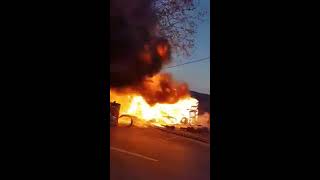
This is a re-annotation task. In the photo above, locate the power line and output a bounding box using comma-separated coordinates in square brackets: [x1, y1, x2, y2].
[165, 57, 210, 69]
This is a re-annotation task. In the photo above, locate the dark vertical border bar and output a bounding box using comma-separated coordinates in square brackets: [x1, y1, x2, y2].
[211, 0, 223, 179]
[95, 0, 109, 179]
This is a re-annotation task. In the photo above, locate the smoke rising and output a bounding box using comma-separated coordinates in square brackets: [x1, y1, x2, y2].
[110, 0, 172, 88]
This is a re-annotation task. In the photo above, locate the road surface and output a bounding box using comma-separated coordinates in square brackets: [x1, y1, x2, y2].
[110, 127, 210, 180]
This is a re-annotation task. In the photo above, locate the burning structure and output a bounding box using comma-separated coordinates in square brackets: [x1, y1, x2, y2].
[110, 88, 199, 127]
[110, 0, 209, 128]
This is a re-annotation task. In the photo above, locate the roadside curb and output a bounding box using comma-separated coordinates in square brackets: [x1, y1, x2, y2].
[152, 126, 210, 144]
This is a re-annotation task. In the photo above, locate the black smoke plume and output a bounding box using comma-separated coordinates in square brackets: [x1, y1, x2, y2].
[110, 0, 171, 88]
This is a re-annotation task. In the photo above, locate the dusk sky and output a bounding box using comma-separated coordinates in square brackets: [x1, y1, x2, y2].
[163, 0, 210, 95]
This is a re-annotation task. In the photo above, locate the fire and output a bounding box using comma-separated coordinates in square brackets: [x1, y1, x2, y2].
[156, 40, 170, 62]
[139, 44, 152, 64]
[110, 72, 199, 127]
[127, 96, 198, 125]
[111, 73, 190, 106]
[156, 43, 169, 60]
[110, 90, 199, 126]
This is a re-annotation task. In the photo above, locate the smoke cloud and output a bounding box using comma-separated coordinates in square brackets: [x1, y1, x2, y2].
[110, 0, 171, 88]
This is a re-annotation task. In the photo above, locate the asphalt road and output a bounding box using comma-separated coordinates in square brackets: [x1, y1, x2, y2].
[110, 127, 210, 180]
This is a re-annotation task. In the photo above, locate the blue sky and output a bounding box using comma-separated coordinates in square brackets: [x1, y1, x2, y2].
[162, 0, 210, 94]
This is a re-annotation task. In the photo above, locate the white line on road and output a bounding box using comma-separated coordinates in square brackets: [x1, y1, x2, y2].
[110, 146, 159, 162]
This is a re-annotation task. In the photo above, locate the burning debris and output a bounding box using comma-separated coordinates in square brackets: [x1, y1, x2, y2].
[110, 92, 210, 131]
[110, 88, 203, 128]
[110, 87, 210, 131]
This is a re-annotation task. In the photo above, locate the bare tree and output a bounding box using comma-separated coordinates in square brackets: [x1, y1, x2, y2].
[152, 0, 207, 57]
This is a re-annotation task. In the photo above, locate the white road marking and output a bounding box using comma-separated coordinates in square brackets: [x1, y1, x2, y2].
[110, 146, 159, 162]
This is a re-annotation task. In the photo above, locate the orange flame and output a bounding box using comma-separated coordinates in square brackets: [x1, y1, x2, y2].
[110, 73, 199, 126]
[111, 90, 199, 126]
[156, 41, 169, 61]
